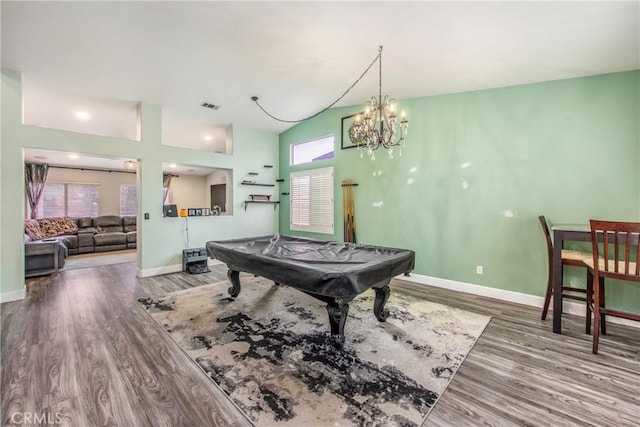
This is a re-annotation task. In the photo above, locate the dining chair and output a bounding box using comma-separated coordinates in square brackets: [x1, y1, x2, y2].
[583, 220, 640, 354]
[538, 216, 593, 333]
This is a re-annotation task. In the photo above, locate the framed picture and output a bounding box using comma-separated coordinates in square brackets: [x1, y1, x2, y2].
[187, 209, 196, 216]
[203, 208, 211, 216]
[195, 209, 203, 216]
[341, 113, 363, 150]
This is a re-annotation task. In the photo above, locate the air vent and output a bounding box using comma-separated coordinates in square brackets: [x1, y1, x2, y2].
[201, 102, 220, 110]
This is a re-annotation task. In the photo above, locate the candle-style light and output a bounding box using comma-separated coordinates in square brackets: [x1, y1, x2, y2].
[349, 46, 409, 160]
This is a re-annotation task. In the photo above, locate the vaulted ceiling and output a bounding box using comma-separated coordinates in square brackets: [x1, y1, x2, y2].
[2, 1, 639, 146]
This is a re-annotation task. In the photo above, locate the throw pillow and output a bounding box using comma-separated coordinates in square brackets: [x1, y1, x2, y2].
[38, 217, 79, 238]
[24, 219, 43, 240]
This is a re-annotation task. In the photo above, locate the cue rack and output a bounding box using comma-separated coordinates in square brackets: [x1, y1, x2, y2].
[342, 178, 358, 243]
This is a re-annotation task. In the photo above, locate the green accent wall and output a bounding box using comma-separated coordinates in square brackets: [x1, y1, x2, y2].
[279, 71, 640, 311]
[1, 69, 279, 299]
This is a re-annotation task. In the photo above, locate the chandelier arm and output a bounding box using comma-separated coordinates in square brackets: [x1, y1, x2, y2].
[251, 48, 382, 124]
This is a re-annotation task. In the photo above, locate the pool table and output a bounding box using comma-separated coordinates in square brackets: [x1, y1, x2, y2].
[206, 234, 415, 346]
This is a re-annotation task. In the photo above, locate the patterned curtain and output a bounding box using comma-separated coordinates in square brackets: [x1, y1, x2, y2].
[163, 174, 172, 204]
[25, 163, 49, 219]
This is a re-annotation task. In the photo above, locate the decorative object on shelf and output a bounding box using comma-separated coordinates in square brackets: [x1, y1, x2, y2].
[241, 181, 274, 187]
[123, 159, 137, 171]
[187, 209, 196, 216]
[350, 46, 408, 160]
[341, 112, 363, 150]
[342, 178, 358, 243]
[250, 194, 271, 201]
[212, 205, 222, 215]
[179, 209, 188, 217]
[203, 208, 211, 216]
[250, 47, 383, 123]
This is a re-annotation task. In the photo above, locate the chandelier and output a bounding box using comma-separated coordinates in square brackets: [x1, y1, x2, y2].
[250, 45, 408, 161]
[349, 46, 408, 160]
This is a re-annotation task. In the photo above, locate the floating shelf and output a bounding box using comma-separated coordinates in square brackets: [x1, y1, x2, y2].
[241, 182, 274, 187]
[243, 200, 280, 211]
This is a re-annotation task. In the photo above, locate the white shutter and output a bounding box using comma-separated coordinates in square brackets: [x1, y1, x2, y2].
[290, 167, 334, 234]
[120, 184, 137, 216]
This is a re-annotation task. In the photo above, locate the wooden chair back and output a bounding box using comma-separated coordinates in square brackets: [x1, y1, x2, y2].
[589, 220, 640, 282]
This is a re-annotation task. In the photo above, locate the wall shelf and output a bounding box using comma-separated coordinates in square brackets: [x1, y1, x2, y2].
[241, 182, 274, 187]
[243, 200, 280, 211]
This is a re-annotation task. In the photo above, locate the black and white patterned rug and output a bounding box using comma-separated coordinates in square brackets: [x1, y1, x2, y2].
[138, 275, 490, 426]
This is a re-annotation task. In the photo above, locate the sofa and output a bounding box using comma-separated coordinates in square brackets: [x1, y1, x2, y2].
[24, 238, 68, 278]
[25, 215, 136, 260]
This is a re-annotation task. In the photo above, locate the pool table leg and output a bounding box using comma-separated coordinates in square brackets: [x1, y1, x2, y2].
[227, 269, 241, 297]
[326, 299, 349, 346]
[373, 285, 390, 322]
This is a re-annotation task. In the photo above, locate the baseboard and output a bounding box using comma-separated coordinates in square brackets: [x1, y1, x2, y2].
[137, 258, 224, 278]
[398, 273, 640, 329]
[0, 287, 26, 303]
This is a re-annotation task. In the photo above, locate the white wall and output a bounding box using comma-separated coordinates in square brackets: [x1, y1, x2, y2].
[168, 174, 207, 211]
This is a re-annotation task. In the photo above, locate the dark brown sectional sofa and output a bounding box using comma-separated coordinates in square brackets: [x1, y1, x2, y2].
[24, 215, 137, 276]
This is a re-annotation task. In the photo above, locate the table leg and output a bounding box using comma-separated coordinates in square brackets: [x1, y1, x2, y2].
[552, 230, 563, 334]
[326, 299, 349, 347]
[373, 285, 391, 321]
[227, 269, 241, 297]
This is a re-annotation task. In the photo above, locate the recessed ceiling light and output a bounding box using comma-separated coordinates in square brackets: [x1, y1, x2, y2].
[76, 111, 91, 120]
[204, 135, 213, 141]
[68, 153, 79, 159]
[34, 155, 48, 160]
[187, 169, 195, 172]
[170, 163, 177, 168]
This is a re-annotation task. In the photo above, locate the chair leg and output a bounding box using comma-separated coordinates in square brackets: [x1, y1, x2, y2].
[585, 270, 593, 335]
[599, 277, 606, 336]
[541, 274, 553, 321]
[592, 282, 601, 354]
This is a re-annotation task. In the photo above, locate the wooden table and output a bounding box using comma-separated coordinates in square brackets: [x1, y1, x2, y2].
[551, 223, 639, 334]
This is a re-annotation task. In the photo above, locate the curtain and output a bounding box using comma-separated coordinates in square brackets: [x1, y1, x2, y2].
[25, 163, 49, 219]
[163, 173, 172, 204]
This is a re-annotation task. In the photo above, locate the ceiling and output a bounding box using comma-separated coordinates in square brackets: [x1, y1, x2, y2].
[3, 1, 639, 161]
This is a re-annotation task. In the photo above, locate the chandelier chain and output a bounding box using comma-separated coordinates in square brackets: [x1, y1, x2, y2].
[251, 48, 383, 124]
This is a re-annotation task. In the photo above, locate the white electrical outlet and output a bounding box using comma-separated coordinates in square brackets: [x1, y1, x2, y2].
[476, 265, 483, 275]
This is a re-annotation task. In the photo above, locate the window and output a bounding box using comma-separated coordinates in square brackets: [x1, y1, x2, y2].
[290, 167, 334, 234]
[291, 135, 335, 166]
[120, 184, 137, 216]
[33, 183, 99, 218]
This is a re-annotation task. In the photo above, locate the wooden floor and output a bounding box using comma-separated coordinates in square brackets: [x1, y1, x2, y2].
[1, 262, 638, 426]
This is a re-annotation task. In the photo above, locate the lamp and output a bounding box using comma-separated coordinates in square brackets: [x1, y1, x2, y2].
[123, 160, 137, 171]
[349, 46, 408, 160]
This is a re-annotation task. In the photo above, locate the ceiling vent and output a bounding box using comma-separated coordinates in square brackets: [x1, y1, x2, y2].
[201, 102, 220, 110]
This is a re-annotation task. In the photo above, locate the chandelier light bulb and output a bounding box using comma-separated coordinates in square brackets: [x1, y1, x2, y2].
[349, 46, 408, 161]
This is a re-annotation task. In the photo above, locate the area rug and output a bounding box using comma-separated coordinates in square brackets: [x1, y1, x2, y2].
[64, 249, 136, 270]
[138, 275, 491, 427]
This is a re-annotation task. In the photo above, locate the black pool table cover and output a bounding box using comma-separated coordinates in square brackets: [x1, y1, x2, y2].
[206, 234, 415, 298]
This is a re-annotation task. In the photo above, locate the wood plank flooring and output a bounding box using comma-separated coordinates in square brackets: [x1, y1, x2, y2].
[1, 262, 638, 426]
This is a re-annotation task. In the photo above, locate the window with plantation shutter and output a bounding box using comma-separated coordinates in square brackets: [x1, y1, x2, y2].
[290, 167, 334, 234]
[120, 184, 137, 216]
[31, 182, 99, 218]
